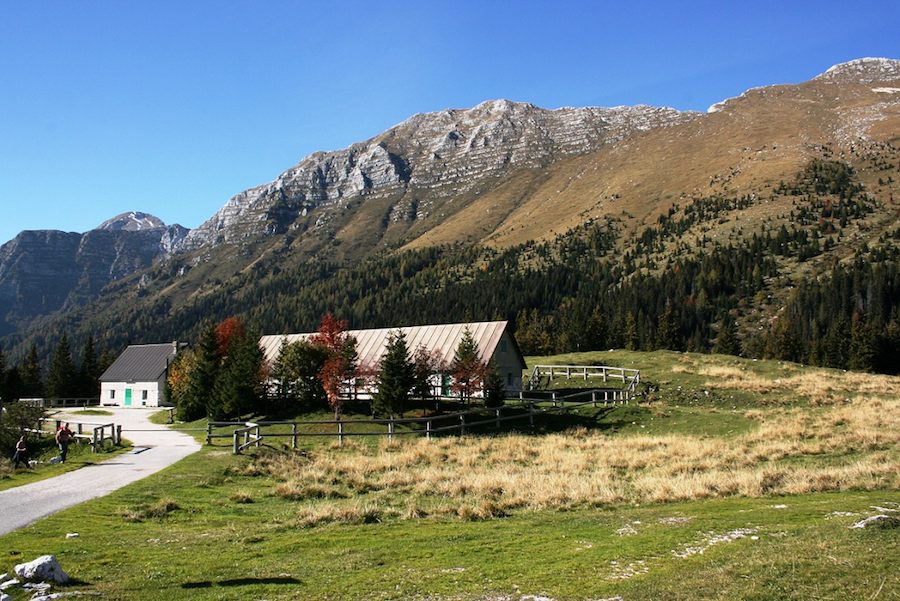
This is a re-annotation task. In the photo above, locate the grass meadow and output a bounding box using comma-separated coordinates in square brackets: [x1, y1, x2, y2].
[0, 350, 897, 600]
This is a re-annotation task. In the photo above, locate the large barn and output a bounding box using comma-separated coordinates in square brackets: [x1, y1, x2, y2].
[259, 320, 527, 395]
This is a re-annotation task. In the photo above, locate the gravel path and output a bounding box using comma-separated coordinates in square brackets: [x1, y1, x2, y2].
[0, 408, 201, 536]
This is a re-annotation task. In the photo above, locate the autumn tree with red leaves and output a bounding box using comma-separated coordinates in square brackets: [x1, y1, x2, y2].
[311, 313, 358, 419]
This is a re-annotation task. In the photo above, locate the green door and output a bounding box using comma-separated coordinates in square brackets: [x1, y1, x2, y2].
[124, 388, 132, 407]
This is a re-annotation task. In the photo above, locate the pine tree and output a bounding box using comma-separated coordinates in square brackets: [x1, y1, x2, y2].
[624, 312, 639, 351]
[77, 335, 101, 398]
[187, 323, 221, 420]
[412, 346, 445, 413]
[46, 335, 77, 399]
[0, 347, 6, 401]
[848, 317, 877, 372]
[482, 360, 505, 408]
[655, 304, 681, 351]
[450, 327, 483, 404]
[21, 344, 44, 398]
[213, 326, 264, 418]
[713, 315, 741, 356]
[373, 331, 414, 417]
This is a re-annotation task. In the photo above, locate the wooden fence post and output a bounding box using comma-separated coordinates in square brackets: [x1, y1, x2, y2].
[495, 408, 501, 429]
[206, 424, 213, 446]
[459, 414, 466, 436]
[116, 425, 122, 445]
[592, 391, 597, 407]
[388, 418, 395, 441]
[426, 420, 432, 440]
[233, 431, 240, 455]
[91, 427, 98, 453]
[338, 421, 344, 446]
[292, 423, 298, 449]
[529, 401, 534, 427]
[255, 425, 261, 447]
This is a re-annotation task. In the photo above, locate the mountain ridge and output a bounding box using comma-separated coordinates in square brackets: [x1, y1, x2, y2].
[1, 57, 898, 365]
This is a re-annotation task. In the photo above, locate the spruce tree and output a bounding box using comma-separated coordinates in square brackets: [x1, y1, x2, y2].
[21, 344, 44, 398]
[450, 328, 483, 404]
[373, 331, 413, 417]
[482, 360, 505, 408]
[213, 327, 264, 418]
[78, 335, 101, 398]
[46, 335, 77, 399]
[0, 347, 6, 401]
[184, 323, 221, 420]
[624, 312, 639, 351]
[713, 315, 741, 356]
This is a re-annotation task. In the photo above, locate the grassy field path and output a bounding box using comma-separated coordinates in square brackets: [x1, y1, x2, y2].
[0, 408, 200, 535]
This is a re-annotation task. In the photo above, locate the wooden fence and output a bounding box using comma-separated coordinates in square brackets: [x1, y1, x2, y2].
[19, 397, 100, 409]
[22, 418, 122, 452]
[526, 364, 640, 392]
[213, 388, 634, 454]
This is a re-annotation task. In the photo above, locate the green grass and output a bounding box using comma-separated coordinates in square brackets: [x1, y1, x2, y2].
[0, 438, 132, 492]
[0, 353, 895, 600]
[0, 443, 896, 601]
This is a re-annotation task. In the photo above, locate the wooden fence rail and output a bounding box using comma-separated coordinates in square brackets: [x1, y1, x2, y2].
[216, 388, 637, 454]
[20, 418, 122, 452]
[527, 365, 641, 392]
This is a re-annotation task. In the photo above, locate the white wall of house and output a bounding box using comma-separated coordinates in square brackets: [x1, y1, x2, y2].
[100, 377, 168, 407]
[491, 331, 524, 393]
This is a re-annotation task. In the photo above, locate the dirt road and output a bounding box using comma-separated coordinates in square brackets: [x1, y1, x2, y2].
[0, 408, 200, 535]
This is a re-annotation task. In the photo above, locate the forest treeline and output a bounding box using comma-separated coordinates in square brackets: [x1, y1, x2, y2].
[2, 158, 899, 380]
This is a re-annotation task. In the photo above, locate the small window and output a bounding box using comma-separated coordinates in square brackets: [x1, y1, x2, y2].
[142, 390, 148, 400]
[109, 389, 115, 400]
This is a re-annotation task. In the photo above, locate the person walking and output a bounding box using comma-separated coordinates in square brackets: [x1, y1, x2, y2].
[12, 436, 29, 469]
[55, 423, 73, 463]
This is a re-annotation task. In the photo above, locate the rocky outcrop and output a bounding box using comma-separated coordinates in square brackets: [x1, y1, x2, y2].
[13, 555, 69, 583]
[0, 217, 187, 335]
[815, 57, 900, 84]
[179, 100, 697, 249]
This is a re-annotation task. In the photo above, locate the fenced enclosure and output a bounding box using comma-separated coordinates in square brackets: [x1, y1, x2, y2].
[526, 364, 641, 392]
[213, 386, 638, 454]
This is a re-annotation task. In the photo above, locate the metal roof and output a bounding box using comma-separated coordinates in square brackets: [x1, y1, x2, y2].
[259, 321, 525, 370]
[99, 342, 181, 383]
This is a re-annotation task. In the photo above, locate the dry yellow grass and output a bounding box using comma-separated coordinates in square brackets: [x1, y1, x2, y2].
[252, 392, 899, 526]
[678, 362, 900, 404]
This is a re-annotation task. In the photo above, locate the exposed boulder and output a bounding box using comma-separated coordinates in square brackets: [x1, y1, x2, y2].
[13, 555, 69, 584]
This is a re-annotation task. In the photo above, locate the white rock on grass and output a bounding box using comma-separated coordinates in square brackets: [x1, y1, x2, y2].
[13, 555, 69, 584]
[850, 515, 900, 529]
[65, 533, 79, 539]
[0, 591, 9, 601]
[0, 579, 17, 590]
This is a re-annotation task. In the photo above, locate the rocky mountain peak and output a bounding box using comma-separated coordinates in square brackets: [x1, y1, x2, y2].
[179, 99, 696, 251]
[815, 57, 900, 84]
[96, 211, 166, 232]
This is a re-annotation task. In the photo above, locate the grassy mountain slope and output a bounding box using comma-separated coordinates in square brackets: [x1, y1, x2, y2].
[2, 61, 899, 368]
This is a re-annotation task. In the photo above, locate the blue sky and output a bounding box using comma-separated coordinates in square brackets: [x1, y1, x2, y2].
[1, 0, 898, 244]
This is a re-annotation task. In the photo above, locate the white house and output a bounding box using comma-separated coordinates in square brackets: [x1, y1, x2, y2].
[99, 342, 184, 407]
[259, 320, 527, 397]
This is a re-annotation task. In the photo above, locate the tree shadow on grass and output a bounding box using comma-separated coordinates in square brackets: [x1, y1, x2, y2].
[182, 576, 301, 589]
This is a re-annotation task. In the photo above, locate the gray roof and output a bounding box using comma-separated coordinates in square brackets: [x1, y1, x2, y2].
[260, 320, 526, 370]
[100, 342, 181, 383]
